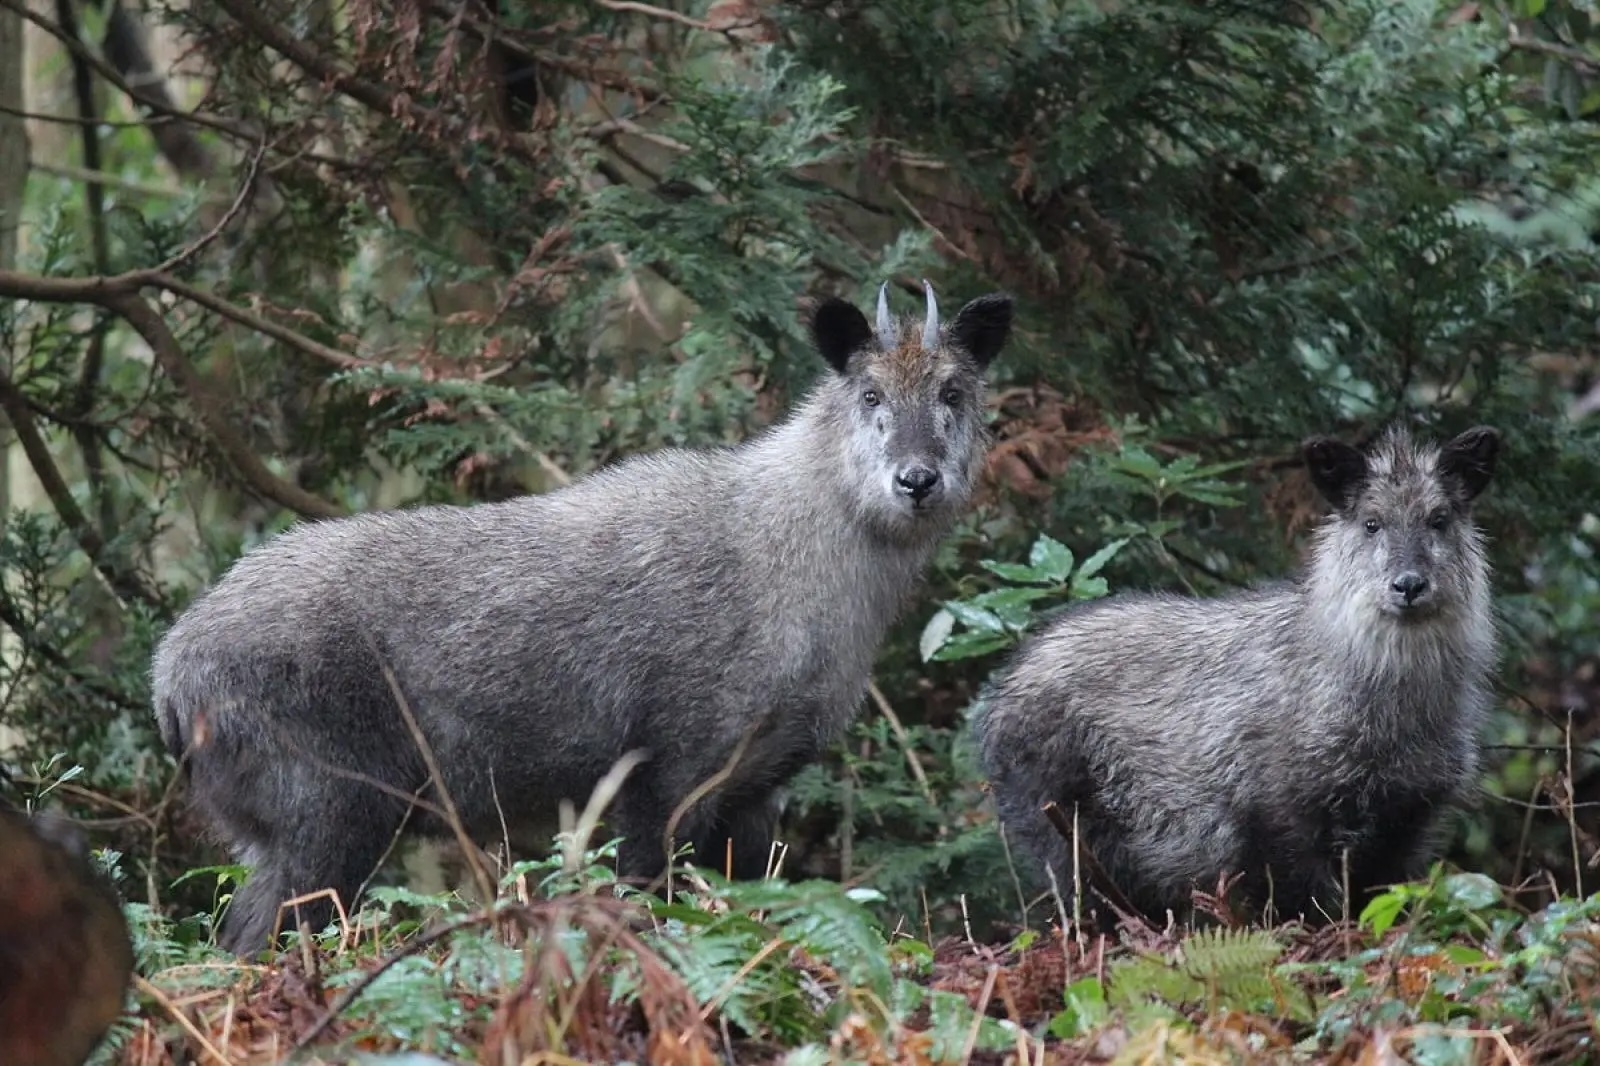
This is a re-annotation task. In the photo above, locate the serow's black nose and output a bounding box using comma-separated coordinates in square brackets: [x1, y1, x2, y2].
[1392, 572, 1430, 604]
[896, 467, 940, 502]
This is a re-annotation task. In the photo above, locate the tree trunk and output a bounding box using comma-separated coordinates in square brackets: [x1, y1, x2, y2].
[0, 0, 26, 755]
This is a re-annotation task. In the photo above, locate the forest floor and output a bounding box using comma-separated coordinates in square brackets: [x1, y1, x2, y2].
[104, 857, 1599, 1066]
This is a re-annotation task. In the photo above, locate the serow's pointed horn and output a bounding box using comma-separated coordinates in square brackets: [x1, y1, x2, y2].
[876, 281, 900, 348]
[921, 279, 939, 349]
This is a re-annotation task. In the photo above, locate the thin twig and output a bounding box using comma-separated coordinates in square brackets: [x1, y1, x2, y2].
[1567, 709, 1584, 899]
[593, 0, 711, 31]
[157, 275, 367, 370]
[890, 185, 977, 262]
[134, 975, 239, 1066]
[29, 160, 202, 200]
[291, 910, 495, 1051]
[0, 0, 255, 144]
[695, 937, 789, 1024]
[662, 718, 766, 877]
[106, 290, 347, 518]
[1506, 30, 1600, 72]
[149, 137, 268, 277]
[564, 749, 647, 872]
[1041, 801, 1144, 923]
[369, 641, 497, 908]
[473, 403, 572, 487]
[0, 101, 183, 130]
[958, 965, 1000, 1066]
[867, 680, 946, 837]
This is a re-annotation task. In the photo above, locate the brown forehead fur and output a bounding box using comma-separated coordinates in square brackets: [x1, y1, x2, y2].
[858, 340, 967, 393]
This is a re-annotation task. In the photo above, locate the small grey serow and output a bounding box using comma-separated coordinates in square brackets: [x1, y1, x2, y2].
[973, 423, 1502, 925]
[153, 283, 1013, 954]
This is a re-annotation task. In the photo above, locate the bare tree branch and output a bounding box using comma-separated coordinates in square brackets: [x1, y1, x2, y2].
[155, 276, 366, 371]
[102, 292, 348, 520]
[99, 0, 216, 178]
[210, 0, 399, 114]
[56, 0, 117, 540]
[593, 0, 711, 31]
[1507, 31, 1600, 74]
[0, 0, 255, 144]
[0, 362, 165, 609]
[0, 265, 349, 519]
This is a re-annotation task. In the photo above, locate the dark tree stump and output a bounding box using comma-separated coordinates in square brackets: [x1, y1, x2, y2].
[0, 803, 134, 1066]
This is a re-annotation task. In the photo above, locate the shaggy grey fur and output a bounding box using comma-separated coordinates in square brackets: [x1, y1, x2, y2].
[152, 285, 1013, 954]
[974, 424, 1501, 924]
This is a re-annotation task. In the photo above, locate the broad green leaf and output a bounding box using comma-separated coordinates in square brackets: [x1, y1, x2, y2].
[918, 608, 955, 662]
[930, 631, 1012, 662]
[1070, 575, 1110, 601]
[968, 586, 1056, 627]
[1075, 537, 1130, 581]
[942, 600, 1006, 634]
[968, 586, 1056, 610]
[1359, 889, 1408, 937]
[1048, 976, 1109, 1038]
[1112, 448, 1164, 480]
[1174, 484, 1245, 507]
[1141, 519, 1184, 540]
[981, 560, 1053, 584]
[1442, 945, 1489, 966]
[1184, 459, 1252, 479]
[1441, 872, 1502, 912]
[1027, 535, 1075, 583]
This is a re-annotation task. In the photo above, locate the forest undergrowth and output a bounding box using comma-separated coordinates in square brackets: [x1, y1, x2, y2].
[95, 802, 1600, 1066]
[3, 0, 1600, 1062]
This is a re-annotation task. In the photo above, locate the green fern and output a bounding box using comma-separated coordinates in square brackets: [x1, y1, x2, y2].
[649, 878, 896, 1044]
[653, 920, 815, 1044]
[1108, 927, 1310, 1022]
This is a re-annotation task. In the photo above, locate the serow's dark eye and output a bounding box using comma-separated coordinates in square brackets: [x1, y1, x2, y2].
[940, 387, 962, 407]
[1428, 510, 1450, 531]
[863, 389, 880, 407]
[1363, 518, 1381, 535]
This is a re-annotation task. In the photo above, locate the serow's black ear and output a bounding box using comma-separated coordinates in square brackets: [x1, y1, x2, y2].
[1438, 425, 1500, 504]
[1302, 436, 1368, 511]
[949, 293, 1013, 368]
[810, 297, 873, 375]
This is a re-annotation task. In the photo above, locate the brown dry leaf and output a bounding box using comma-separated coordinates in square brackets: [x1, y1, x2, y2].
[1396, 951, 1455, 1000]
[829, 1012, 902, 1066]
[1112, 1019, 1233, 1066]
[1202, 1008, 1293, 1051]
[1009, 943, 1071, 1021]
[981, 386, 1114, 502]
[706, 0, 778, 42]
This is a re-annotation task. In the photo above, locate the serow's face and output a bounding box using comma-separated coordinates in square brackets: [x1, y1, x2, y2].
[810, 283, 1013, 531]
[1304, 425, 1500, 623]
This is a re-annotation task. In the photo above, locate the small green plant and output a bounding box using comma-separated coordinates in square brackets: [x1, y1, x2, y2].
[1358, 867, 1508, 941]
[919, 532, 1130, 663]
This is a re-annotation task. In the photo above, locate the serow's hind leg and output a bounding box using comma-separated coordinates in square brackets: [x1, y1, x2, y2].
[215, 792, 411, 956]
[690, 791, 782, 881]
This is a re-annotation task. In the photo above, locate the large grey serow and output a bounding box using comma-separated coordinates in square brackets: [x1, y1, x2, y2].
[974, 423, 1502, 924]
[153, 283, 1014, 954]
